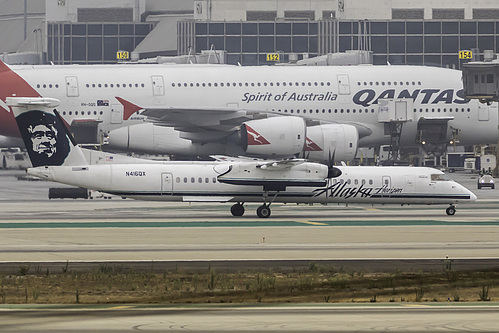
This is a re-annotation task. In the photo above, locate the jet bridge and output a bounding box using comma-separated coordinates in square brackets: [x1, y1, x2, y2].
[462, 61, 499, 103]
[462, 59, 499, 175]
[377, 98, 413, 162]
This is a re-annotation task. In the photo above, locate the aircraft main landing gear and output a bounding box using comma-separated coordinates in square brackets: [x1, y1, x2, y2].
[257, 204, 271, 218]
[446, 205, 456, 216]
[231, 203, 245, 216]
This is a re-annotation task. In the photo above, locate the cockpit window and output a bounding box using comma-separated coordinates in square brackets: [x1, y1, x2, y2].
[431, 174, 452, 181]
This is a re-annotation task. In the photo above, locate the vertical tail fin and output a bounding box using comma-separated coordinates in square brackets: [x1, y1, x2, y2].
[0, 60, 41, 138]
[7, 97, 87, 167]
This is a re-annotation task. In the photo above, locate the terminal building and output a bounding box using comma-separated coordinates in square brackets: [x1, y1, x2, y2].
[2, 0, 499, 67]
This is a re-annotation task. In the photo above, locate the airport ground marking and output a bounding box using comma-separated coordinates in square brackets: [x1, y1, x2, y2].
[296, 220, 328, 226]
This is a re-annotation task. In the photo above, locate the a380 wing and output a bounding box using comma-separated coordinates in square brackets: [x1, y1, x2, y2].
[142, 106, 260, 132]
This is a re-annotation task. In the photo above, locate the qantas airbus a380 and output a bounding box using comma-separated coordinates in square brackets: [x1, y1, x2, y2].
[0, 60, 496, 162]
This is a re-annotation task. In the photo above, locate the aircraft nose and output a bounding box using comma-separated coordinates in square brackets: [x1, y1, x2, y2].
[469, 190, 477, 202]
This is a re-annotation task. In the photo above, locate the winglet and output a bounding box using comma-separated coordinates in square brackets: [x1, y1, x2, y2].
[115, 96, 143, 120]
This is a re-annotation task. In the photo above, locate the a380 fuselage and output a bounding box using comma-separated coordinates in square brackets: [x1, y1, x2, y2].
[0, 63, 497, 151]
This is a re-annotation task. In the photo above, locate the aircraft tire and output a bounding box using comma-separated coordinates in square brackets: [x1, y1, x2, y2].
[231, 203, 245, 217]
[257, 205, 271, 218]
[446, 206, 456, 216]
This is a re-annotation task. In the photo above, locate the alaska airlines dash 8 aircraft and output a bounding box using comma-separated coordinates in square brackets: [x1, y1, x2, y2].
[9, 97, 476, 217]
[0, 59, 496, 162]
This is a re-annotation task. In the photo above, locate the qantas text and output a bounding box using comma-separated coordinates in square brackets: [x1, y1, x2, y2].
[353, 88, 469, 107]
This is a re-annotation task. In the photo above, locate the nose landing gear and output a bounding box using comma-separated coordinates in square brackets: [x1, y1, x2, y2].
[446, 205, 456, 216]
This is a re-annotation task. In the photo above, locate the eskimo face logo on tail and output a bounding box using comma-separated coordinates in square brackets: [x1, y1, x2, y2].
[15, 110, 70, 167]
[28, 123, 57, 157]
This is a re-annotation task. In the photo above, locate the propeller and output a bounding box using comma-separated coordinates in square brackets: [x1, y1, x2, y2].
[326, 148, 342, 178]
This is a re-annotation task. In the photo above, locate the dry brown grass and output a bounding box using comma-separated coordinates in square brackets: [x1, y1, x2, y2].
[1, 264, 498, 304]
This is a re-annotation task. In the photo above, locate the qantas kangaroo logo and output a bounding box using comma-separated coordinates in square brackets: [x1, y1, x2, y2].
[305, 137, 323, 151]
[245, 125, 270, 145]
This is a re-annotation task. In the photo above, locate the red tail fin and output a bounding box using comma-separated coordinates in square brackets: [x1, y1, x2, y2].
[0, 59, 41, 137]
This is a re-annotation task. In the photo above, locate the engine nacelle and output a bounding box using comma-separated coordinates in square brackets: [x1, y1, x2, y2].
[240, 116, 306, 156]
[305, 124, 359, 163]
[107, 123, 227, 155]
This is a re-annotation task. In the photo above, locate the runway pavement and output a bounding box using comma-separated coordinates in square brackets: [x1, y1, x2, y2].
[1, 303, 499, 332]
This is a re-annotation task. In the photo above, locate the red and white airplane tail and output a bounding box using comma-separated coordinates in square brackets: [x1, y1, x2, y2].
[0, 60, 41, 138]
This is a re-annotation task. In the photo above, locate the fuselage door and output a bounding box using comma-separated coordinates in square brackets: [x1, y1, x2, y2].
[152, 75, 165, 96]
[110, 104, 123, 124]
[337, 74, 350, 95]
[65, 76, 79, 97]
[161, 172, 173, 195]
[478, 104, 490, 121]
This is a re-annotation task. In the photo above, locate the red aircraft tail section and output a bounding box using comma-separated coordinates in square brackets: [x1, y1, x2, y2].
[0, 60, 41, 138]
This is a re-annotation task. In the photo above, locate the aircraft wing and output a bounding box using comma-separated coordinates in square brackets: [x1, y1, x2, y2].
[210, 156, 308, 168]
[141, 105, 374, 139]
[255, 159, 309, 170]
[117, 97, 373, 141]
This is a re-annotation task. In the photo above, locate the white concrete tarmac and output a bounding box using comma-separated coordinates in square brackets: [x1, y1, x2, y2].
[1, 304, 499, 332]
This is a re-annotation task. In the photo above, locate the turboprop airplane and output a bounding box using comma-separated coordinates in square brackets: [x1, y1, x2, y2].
[0, 59, 497, 162]
[9, 97, 476, 217]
